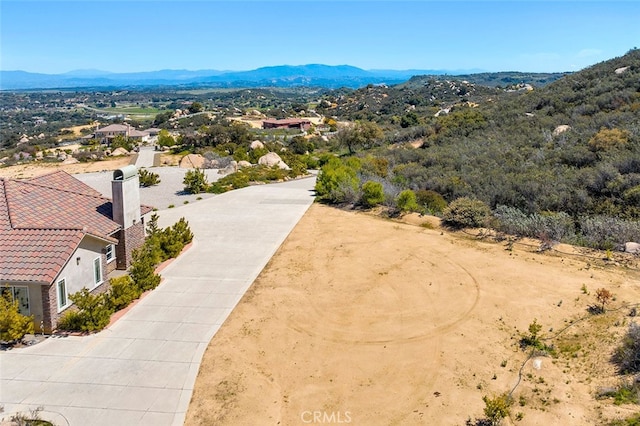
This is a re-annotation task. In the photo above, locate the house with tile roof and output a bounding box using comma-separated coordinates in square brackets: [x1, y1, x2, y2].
[93, 123, 150, 144]
[0, 166, 153, 332]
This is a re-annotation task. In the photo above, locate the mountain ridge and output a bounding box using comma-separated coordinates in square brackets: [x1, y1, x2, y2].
[0, 64, 484, 90]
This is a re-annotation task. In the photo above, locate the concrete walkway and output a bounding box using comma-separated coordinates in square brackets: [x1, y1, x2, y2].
[0, 177, 316, 426]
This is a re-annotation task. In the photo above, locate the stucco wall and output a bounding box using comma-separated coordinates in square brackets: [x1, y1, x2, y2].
[57, 236, 108, 298]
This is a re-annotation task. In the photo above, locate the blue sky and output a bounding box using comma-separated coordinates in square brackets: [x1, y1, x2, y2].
[1, 1, 638, 74]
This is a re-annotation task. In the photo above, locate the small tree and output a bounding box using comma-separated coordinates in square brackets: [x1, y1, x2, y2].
[442, 197, 491, 228]
[157, 129, 176, 148]
[0, 291, 34, 341]
[138, 168, 160, 187]
[396, 189, 420, 213]
[335, 121, 383, 154]
[189, 101, 204, 114]
[595, 288, 613, 312]
[416, 189, 448, 214]
[170, 217, 194, 246]
[482, 393, 511, 426]
[183, 168, 208, 194]
[130, 245, 162, 292]
[520, 318, 543, 349]
[361, 181, 385, 208]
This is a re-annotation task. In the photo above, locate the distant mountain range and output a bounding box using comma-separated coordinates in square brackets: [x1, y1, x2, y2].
[0, 64, 485, 90]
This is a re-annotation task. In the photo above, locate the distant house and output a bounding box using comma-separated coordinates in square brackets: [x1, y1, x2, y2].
[262, 118, 312, 131]
[93, 123, 149, 144]
[0, 166, 153, 332]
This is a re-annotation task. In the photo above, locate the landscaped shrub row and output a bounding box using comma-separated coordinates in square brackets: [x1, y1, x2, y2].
[57, 215, 193, 332]
[183, 164, 307, 195]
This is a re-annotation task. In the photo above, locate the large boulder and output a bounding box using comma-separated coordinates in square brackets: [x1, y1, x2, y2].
[179, 153, 206, 169]
[624, 242, 640, 254]
[111, 147, 129, 156]
[553, 125, 571, 137]
[258, 152, 290, 170]
[218, 161, 238, 175]
[250, 140, 265, 150]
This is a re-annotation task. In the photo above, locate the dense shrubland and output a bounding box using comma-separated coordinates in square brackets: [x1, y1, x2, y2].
[317, 49, 640, 249]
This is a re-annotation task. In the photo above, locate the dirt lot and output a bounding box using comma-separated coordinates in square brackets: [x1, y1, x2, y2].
[0, 157, 131, 179]
[186, 204, 640, 425]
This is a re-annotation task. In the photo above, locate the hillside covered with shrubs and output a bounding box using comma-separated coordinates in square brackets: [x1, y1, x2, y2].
[316, 49, 640, 250]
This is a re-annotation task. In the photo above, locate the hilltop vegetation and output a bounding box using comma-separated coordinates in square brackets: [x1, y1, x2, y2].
[316, 49, 640, 249]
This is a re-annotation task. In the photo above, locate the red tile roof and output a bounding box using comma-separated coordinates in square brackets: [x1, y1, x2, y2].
[0, 171, 130, 284]
[0, 229, 84, 283]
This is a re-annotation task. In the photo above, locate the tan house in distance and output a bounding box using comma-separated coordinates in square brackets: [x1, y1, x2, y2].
[93, 123, 150, 144]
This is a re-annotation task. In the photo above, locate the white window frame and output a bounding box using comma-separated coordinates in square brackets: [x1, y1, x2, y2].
[2, 286, 30, 315]
[93, 256, 103, 288]
[105, 244, 115, 263]
[57, 278, 70, 312]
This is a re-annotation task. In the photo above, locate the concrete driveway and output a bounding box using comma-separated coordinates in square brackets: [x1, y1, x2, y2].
[0, 177, 316, 426]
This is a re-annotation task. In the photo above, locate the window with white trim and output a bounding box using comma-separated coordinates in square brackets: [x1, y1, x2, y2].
[105, 244, 115, 263]
[2, 286, 30, 315]
[93, 257, 103, 287]
[57, 278, 69, 311]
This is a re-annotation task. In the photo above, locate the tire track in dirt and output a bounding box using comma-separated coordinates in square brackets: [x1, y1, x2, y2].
[287, 252, 481, 345]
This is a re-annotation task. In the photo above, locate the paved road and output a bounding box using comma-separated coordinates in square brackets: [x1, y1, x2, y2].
[0, 177, 316, 426]
[134, 146, 157, 168]
[75, 167, 223, 210]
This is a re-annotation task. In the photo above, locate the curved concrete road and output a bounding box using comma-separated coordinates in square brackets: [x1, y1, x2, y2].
[0, 177, 316, 426]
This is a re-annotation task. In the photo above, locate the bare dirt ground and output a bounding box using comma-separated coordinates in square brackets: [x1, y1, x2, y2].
[186, 204, 640, 425]
[0, 157, 131, 179]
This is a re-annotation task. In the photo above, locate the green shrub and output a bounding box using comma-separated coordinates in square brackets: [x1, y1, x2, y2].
[170, 217, 194, 245]
[361, 181, 385, 207]
[613, 322, 640, 374]
[396, 189, 420, 212]
[57, 310, 83, 332]
[183, 168, 208, 194]
[130, 245, 162, 292]
[68, 288, 114, 332]
[415, 189, 448, 214]
[207, 181, 229, 194]
[442, 197, 491, 228]
[578, 215, 640, 250]
[315, 157, 361, 204]
[107, 276, 140, 311]
[218, 171, 250, 189]
[138, 168, 160, 187]
[607, 413, 640, 426]
[0, 291, 34, 341]
[598, 379, 640, 405]
[482, 393, 512, 426]
[494, 206, 575, 242]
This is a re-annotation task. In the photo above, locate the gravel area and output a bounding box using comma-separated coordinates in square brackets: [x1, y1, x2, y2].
[75, 166, 223, 210]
